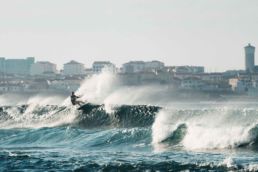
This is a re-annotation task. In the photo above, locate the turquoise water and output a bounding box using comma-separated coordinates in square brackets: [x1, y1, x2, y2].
[0, 103, 258, 171]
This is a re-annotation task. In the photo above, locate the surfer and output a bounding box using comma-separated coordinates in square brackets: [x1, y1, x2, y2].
[70, 92, 84, 106]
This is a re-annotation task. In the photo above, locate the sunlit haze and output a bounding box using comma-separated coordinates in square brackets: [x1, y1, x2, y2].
[0, 0, 258, 71]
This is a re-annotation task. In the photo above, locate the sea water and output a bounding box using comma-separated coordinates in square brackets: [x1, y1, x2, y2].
[0, 102, 258, 171]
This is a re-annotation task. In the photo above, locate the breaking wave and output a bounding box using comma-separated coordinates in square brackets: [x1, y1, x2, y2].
[0, 104, 160, 129]
[1, 102, 258, 171]
[152, 107, 258, 151]
[1, 103, 258, 151]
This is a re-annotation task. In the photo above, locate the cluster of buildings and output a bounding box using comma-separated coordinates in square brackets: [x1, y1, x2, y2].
[0, 56, 205, 77]
[1, 43, 258, 98]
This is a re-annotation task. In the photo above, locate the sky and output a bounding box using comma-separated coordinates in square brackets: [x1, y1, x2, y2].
[0, 0, 258, 71]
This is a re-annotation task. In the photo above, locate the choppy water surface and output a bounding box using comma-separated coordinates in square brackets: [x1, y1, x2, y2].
[1, 102, 258, 171]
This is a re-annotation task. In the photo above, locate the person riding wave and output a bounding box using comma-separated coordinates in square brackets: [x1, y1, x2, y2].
[70, 92, 85, 106]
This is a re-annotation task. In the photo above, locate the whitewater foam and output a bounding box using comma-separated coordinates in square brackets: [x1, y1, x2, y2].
[0, 105, 79, 129]
[151, 106, 258, 151]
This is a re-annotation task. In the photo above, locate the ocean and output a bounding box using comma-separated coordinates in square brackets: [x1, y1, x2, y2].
[0, 102, 258, 171]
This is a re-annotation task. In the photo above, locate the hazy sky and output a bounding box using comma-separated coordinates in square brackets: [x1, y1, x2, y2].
[0, 0, 258, 71]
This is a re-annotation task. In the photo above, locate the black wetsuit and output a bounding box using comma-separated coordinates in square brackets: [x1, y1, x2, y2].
[71, 95, 79, 105]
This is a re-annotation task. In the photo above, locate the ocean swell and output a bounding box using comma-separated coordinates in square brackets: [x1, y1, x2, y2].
[1, 104, 258, 151]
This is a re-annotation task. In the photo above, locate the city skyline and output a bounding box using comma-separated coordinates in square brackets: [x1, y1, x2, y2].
[0, 0, 258, 71]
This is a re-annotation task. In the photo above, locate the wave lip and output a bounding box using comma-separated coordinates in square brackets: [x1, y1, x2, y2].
[0, 103, 161, 129]
[160, 123, 187, 145]
[2, 103, 258, 152]
[152, 108, 258, 151]
[75, 104, 161, 128]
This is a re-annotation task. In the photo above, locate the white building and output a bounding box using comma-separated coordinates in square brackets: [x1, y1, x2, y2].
[180, 77, 204, 90]
[63, 60, 85, 76]
[122, 61, 145, 73]
[175, 66, 204, 74]
[85, 68, 94, 75]
[0, 83, 25, 92]
[49, 79, 81, 92]
[122, 60, 164, 73]
[92, 61, 116, 73]
[30, 61, 58, 75]
[145, 61, 165, 70]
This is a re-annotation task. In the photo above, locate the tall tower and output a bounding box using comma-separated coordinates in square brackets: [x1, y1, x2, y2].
[245, 43, 255, 73]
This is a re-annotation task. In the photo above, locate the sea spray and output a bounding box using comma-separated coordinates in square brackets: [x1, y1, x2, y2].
[151, 106, 258, 150]
[69, 72, 177, 107]
[0, 105, 78, 129]
[26, 94, 65, 106]
[76, 72, 120, 104]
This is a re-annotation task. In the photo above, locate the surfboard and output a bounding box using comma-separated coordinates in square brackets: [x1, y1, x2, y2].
[77, 103, 102, 113]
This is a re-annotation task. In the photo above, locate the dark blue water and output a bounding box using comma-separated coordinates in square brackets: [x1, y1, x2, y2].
[0, 103, 258, 171]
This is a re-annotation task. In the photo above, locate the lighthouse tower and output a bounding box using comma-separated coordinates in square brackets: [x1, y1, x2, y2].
[245, 43, 255, 73]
